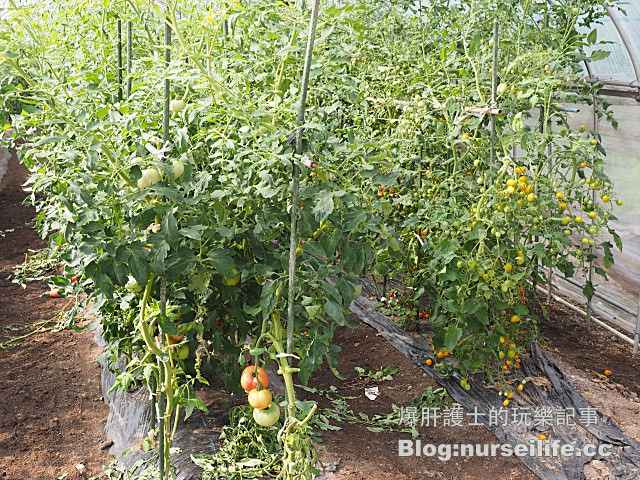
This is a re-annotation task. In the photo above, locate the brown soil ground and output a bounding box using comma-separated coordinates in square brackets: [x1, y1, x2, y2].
[306, 324, 537, 480]
[539, 302, 640, 445]
[0, 153, 112, 480]
[540, 302, 640, 396]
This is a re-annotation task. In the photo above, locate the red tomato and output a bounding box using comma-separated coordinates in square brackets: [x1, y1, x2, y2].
[248, 388, 272, 409]
[240, 366, 269, 391]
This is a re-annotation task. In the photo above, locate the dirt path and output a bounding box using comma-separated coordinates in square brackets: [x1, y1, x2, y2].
[0, 152, 112, 480]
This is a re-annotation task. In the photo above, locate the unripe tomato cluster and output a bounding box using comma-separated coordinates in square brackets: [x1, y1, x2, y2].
[240, 365, 280, 427]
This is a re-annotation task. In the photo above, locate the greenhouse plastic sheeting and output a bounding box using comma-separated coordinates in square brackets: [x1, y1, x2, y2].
[561, 96, 640, 334]
[585, 5, 640, 84]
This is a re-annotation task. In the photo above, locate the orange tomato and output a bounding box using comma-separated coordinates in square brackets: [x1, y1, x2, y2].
[248, 388, 272, 409]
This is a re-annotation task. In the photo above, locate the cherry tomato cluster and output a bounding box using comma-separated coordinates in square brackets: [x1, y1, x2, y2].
[376, 184, 403, 199]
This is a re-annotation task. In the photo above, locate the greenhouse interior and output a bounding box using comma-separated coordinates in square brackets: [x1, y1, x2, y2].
[1, 1, 640, 479]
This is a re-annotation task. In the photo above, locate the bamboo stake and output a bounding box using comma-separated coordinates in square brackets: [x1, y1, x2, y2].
[117, 19, 123, 102]
[287, 0, 322, 356]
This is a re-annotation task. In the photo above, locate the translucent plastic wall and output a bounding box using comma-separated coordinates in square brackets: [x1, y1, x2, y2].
[586, 4, 640, 85]
[555, 97, 640, 340]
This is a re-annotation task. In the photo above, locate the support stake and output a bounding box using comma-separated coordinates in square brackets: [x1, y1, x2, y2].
[126, 20, 132, 98]
[117, 19, 123, 102]
[287, 0, 321, 357]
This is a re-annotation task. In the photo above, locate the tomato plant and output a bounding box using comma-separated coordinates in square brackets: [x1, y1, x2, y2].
[0, 0, 625, 476]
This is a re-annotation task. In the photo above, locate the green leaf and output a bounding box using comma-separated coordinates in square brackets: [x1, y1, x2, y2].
[302, 240, 327, 257]
[475, 304, 489, 326]
[513, 304, 529, 315]
[165, 247, 197, 278]
[589, 50, 610, 61]
[260, 281, 279, 319]
[583, 281, 595, 301]
[158, 314, 179, 335]
[129, 251, 150, 286]
[243, 304, 262, 316]
[163, 212, 179, 245]
[151, 241, 170, 275]
[313, 190, 336, 222]
[443, 326, 463, 352]
[180, 226, 204, 240]
[208, 248, 236, 277]
[324, 299, 346, 325]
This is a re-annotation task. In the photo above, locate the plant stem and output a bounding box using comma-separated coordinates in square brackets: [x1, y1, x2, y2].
[490, 20, 499, 164]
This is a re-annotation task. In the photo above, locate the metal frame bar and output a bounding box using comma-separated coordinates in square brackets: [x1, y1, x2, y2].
[553, 273, 637, 318]
[581, 7, 640, 101]
[605, 5, 640, 89]
[535, 285, 634, 346]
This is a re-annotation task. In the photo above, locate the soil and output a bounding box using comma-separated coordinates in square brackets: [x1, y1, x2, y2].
[0, 153, 112, 480]
[539, 301, 640, 396]
[538, 301, 640, 444]
[306, 324, 537, 480]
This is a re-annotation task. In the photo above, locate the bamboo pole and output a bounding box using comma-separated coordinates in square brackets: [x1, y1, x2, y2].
[287, 0, 321, 356]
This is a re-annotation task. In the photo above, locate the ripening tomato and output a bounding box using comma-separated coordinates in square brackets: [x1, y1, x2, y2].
[240, 366, 269, 391]
[248, 388, 272, 409]
[168, 334, 185, 344]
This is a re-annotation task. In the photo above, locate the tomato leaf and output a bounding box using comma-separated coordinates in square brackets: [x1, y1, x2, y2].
[443, 326, 463, 352]
[312, 190, 336, 222]
[158, 314, 179, 335]
[583, 281, 595, 301]
[208, 248, 236, 277]
[324, 299, 346, 325]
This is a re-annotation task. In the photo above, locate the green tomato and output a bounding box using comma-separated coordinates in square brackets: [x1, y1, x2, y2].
[125, 275, 142, 293]
[170, 99, 185, 114]
[222, 273, 241, 286]
[137, 168, 162, 189]
[253, 402, 280, 427]
[172, 160, 185, 179]
[177, 344, 189, 360]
